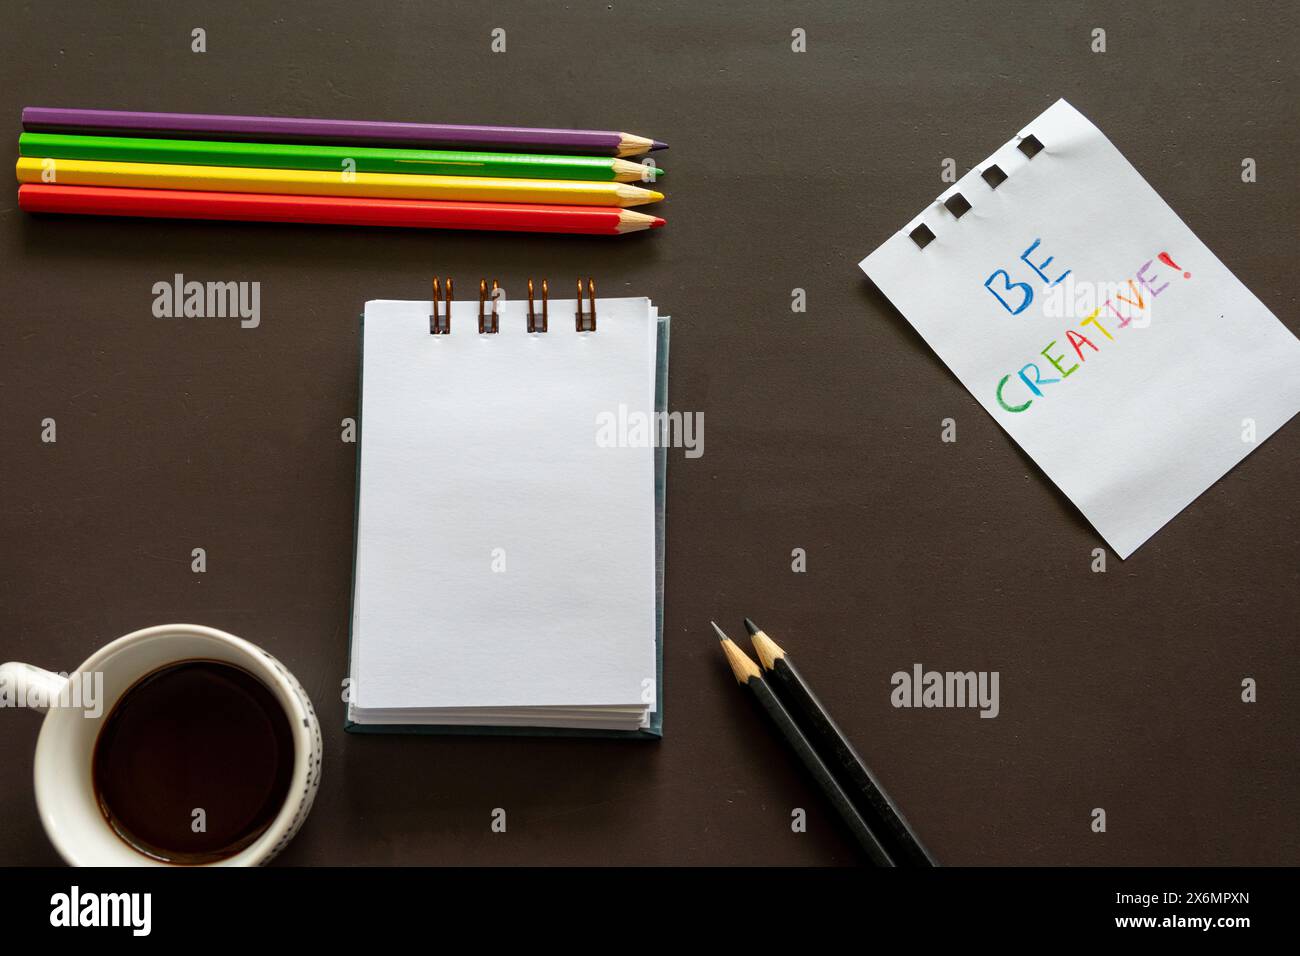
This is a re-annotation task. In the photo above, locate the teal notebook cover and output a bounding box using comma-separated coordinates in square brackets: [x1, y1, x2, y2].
[345, 313, 668, 740]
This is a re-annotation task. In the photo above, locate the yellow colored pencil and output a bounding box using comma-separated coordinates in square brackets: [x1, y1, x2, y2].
[14, 157, 665, 208]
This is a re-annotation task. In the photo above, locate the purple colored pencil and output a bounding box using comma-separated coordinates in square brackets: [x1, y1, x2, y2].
[22, 107, 666, 157]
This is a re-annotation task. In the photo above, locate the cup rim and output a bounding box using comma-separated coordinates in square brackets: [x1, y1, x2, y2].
[34, 623, 313, 867]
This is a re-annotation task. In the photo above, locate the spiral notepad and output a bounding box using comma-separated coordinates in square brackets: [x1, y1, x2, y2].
[347, 280, 666, 736]
[860, 99, 1300, 558]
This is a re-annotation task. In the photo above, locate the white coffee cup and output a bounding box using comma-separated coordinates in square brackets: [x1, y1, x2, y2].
[0, 623, 322, 866]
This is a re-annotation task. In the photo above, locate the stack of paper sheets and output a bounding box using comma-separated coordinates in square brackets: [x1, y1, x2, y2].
[348, 296, 665, 734]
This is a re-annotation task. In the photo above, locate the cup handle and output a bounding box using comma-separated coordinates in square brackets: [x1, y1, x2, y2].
[0, 662, 69, 713]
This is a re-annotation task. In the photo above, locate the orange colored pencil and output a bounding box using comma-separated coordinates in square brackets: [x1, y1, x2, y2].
[18, 184, 666, 235]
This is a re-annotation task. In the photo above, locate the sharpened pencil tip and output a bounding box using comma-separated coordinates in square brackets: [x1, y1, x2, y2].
[651, 217, 666, 229]
[748, 625, 786, 670]
[710, 621, 729, 642]
[651, 140, 669, 151]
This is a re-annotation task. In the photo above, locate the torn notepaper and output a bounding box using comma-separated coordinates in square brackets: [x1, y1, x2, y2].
[859, 99, 1300, 558]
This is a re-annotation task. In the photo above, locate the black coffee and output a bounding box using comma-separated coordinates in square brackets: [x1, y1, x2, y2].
[92, 660, 295, 864]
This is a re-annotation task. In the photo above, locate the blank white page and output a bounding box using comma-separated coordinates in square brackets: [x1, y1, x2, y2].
[352, 297, 657, 710]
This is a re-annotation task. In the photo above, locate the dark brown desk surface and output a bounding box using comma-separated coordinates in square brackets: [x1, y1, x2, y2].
[1, 1, 1296, 866]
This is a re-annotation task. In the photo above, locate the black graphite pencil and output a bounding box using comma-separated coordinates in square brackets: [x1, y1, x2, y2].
[712, 622, 895, 866]
[746, 617, 937, 867]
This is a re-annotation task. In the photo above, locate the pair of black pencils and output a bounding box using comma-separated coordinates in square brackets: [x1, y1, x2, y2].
[712, 619, 936, 867]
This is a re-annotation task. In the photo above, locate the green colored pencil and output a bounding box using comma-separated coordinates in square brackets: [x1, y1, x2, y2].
[17, 132, 664, 183]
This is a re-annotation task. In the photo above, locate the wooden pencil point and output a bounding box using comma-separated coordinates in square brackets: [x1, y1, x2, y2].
[610, 157, 661, 182]
[611, 183, 663, 207]
[743, 617, 759, 636]
[616, 132, 657, 157]
[749, 629, 786, 671]
[714, 627, 762, 684]
[721, 641, 763, 685]
[615, 209, 663, 233]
